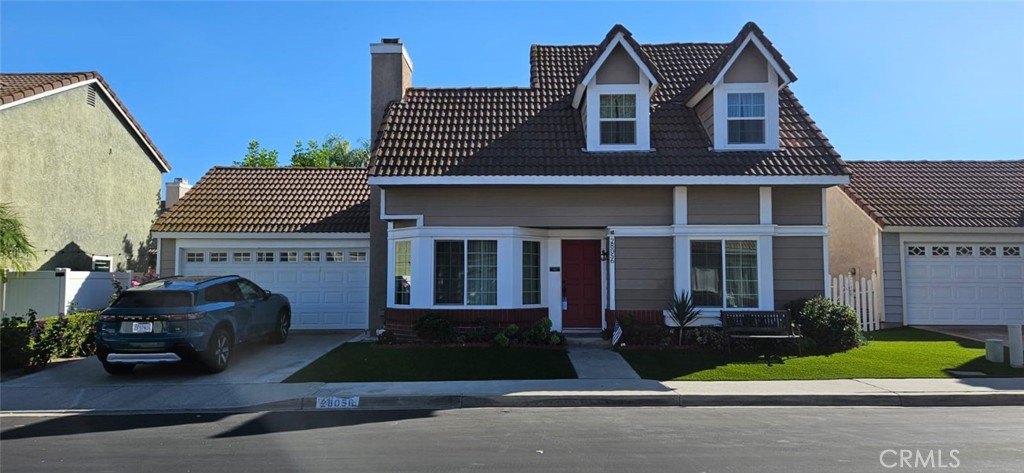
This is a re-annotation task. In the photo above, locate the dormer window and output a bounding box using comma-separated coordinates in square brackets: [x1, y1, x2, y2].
[571, 25, 663, 152]
[685, 25, 795, 152]
[726, 92, 765, 145]
[599, 94, 637, 145]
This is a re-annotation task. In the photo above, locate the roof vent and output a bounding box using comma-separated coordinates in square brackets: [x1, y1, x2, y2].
[382, 38, 401, 44]
[86, 85, 97, 107]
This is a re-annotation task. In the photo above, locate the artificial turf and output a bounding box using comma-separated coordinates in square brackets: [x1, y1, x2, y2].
[284, 342, 578, 382]
[620, 327, 1024, 381]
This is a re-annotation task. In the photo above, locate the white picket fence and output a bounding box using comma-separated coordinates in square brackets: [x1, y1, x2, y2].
[830, 272, 881, 332]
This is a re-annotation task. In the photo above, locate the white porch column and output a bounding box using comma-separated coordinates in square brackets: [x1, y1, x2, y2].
[546, 238, 563, 331]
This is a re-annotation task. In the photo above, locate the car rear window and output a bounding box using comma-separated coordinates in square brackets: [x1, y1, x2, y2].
[112, 291, 194, 308]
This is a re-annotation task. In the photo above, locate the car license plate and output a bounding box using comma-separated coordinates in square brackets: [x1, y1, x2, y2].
[132, 322, 153, 333]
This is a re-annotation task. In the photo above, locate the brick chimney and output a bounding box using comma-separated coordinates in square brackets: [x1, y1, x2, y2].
[165, 177, 192, 210]
[370, 38, 413, 139]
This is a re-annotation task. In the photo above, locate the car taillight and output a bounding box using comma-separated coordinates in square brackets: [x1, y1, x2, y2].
[166, 312, 206, 321]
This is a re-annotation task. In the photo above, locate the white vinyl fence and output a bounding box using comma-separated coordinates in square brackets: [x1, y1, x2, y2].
[1, 269, 130, 317]
[830, 272, 881, 332]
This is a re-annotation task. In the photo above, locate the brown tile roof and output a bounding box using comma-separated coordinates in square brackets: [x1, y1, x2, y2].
[0, 72, 171, 172]
[683, 21, 796, 105]
[572, 24, 667, 99]
[842, 160, 1024, 228]
[370, 23, 843, 178]
[151, 167, 370, 234]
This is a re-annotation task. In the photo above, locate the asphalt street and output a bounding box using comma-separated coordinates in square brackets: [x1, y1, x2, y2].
[2, 406, 1022, 472]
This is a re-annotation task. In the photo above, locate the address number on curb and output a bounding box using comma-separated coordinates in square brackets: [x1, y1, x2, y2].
[316, 396, 360, 409]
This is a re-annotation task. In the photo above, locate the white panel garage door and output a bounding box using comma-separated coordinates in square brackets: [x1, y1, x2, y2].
[181, 248, 369, 330]
[905, 243, 1024, 325]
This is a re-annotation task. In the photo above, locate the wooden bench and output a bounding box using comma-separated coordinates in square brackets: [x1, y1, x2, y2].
[720, 310, 803, 355]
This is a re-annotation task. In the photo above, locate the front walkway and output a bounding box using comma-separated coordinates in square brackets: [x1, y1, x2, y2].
[566, 345, 640, 379]
[916, 325, 1023, 343]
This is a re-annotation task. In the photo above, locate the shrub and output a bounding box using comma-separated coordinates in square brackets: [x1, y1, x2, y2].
[493, 332, 510, 347]
[615, 315, 671, 347]
[797, 297, 863, 353]
[784, 298, 812, 326]
[1, 314, 31, 371]
[548, 332, 564, 346]
[413, 312, 455, 344]
[525, 318, 555, 344]
[695, 326, 725, 352]
[504, 323, 520, 342]
[0, 310, 103, 372]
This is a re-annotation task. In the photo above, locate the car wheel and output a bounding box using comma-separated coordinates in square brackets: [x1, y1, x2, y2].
[270, 309, 290, 344]
[203, 328, 233, 373]
[102, 362, 135, 375]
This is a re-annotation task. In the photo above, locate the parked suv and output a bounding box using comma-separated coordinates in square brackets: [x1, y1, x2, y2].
[96, 275, 291, 375]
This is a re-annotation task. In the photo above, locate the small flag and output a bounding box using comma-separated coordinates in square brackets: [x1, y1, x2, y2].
[611, 320, 623, 346]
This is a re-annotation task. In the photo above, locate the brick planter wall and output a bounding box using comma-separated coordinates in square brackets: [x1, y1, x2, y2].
[384, 308, 549, 343]
[605, 309, 665, 329]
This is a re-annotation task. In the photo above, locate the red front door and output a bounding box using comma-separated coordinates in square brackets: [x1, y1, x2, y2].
[561, 240, 603, 329]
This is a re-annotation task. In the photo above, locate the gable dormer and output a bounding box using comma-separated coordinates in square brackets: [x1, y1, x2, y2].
[686, 22, 796, 152]
[572, 25, 664, 152]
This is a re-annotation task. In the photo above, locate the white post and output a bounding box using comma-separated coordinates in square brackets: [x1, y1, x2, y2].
[1009, 325, 1023, 369]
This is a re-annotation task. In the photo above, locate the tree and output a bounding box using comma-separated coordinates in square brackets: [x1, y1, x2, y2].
[0, 202, 36, 283]
[290, 134, 370, 168]
[233, 140, 279, 167]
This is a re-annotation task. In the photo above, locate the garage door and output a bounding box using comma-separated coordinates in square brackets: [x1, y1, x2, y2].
[905, 243, 1024, 325]
[180, 248, 369, 330]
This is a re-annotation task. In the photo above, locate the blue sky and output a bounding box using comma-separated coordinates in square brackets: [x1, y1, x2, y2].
[3, 1, 1022, 185]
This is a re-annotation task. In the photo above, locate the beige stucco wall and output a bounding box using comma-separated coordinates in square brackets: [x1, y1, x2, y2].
[773, 236, 825, 307]
[687, 186, 760, 224]
[724, 43, 769, 83]
[615, 237, 673, 310]
[596, 45, 640, 84]
[0, 85, 164, 271]
[826, 187, 880, 277]
[385, 186, 674, 227]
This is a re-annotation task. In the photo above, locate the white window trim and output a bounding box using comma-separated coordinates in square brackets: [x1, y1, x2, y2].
[391, 240, 412, 306]
[432, 239, 499, 307]
[688, 238, 763, 310]
[713, 75, 779, 151]
[585, 81, 651, 151]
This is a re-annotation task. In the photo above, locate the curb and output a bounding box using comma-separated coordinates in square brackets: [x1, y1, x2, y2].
[4, 392, 1024, 416]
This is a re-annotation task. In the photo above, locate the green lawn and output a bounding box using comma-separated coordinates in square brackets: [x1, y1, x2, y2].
[620, 327, 1024, 381]
[284, 343, 578, 382]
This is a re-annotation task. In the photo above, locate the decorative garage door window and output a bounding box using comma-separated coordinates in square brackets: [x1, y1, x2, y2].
[186, 252, 204, 263]
[908, 245, 1022, 258]
[209, 252, 228, 263]
[303, 251, 321, 262]
[279, 251, 298, 262]
[326, 251, 344, 262]
[257, 252, 275, 262]
[233, 252, 251, 262]
[349, 251, 367, 262]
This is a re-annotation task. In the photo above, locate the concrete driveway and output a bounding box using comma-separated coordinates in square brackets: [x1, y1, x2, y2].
[915, 325, 1023, 343]
[0, 332, 359, 412]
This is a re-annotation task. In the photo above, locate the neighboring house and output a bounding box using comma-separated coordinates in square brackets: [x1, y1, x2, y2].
[366, 23, 850, 332]
[829, 160, 1024, 326]
[0, 72, 171, 272]
[150, 167, 371, 330]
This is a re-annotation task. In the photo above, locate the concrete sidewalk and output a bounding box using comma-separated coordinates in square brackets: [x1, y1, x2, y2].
[4, 376, 1023, 414]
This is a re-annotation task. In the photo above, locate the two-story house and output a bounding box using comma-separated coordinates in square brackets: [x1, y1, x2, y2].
[0, 72, 171, 272]
[366, 23, 850, 333]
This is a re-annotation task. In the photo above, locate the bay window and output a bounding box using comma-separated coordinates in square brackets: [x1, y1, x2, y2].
[690, 240, 759, 308]
[522, 241, 541, 304]
[394, 241, 411, 305]
[434, 240, 497, 305]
